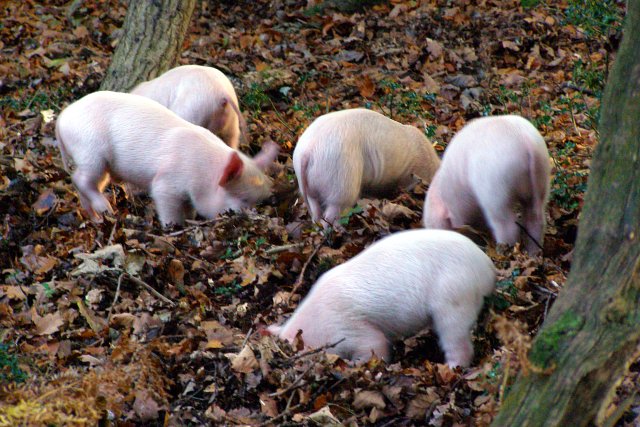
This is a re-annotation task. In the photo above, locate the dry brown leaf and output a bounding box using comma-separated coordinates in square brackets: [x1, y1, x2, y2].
[259, 392, 279, 417]
[168, 258, 185, 286]
[77, 299, 108, 334]
[406, 387, 440, 419]
[20, 245, 57, 275]
[2, 285, 27, 300]
[358, 75, 376, 98]
[205, 339, 224, 349]
[227, 345, 259, 374]
[307, 406, 341, 426]
[33, 310, 64, 335]
[32, 188, 57, 215]
[426, 38, 444, 58]
[201, 320, 236, 346]
[133, 389, 161, 422]
[353, 390, 386, 410]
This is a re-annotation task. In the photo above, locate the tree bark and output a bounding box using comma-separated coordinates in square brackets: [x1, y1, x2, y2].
[100, 0, 196, 92]
[492, 2, 640, 426]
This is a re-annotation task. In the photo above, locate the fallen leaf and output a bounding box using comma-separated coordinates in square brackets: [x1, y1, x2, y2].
[20, 245, 57, 275]
[227, 345, 259, 374]
[307, 406, 341, 426]
[33, 311, 64, 336]
[205, 339, 224, 349]
[133, 389, 161, 422]
[353, 390, 386, 410]
[168, 259, 185, 286]
[358, 75, 375, 98]
[72, 244, 126, 276]
[76, 299, 108, 334]
[2, 286, 27, 300]
[259, 392, 279, 417]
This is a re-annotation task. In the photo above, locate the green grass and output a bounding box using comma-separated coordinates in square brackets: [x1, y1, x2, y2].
[376, 79, 436, 122]
[214, 280, 242, 297]
[242, 82, 271, 113]
[487, 269, 521, 312]
[0, 343, 28, 383]
[337, 205, 364, 226]
[563, 0, 623, 39]
[0, 87, 72, 113]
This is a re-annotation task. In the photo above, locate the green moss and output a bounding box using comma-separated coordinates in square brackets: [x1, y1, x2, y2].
[529, 311, 584, 370]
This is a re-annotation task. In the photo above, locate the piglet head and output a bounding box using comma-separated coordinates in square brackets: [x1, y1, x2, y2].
[219, 142, 279, 210]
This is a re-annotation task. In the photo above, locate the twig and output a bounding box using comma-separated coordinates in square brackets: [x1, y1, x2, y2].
[266, 97, 297, 139]
[287, 236, 327, 304]
[107, 272, 125, 323]
[264, 242, 305, 255]
[287, 338, 346, 362]
[256, 402, 304, 427]
[534, 283, 557, 297]
[167, 218, 218, 237]
[124, 273, 175, 306]
[560, 81, 597, 97]
[241, 327, 253, 349]
[515, 221, 544, 253]
[107, 221, 117, 245]
[268, 363, 314, 397]
[147, 233, 216, 269]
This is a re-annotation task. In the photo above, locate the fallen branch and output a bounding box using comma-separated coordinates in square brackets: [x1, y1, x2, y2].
[167, 218, 218, 237]
[287, 235, 327, 305]
[124, 273, 175, 306]
[560, 81, 597, 97]
[256, 402, 304, 427]
[268, 364, 314, 397]
[288, 338, 346, 362]
[107, 272, 125, 322]
[264, 242, 305, 255]
[241, 327, 253, 349]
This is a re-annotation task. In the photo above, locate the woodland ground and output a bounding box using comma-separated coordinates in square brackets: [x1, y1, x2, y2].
[0, 0, 635, 425]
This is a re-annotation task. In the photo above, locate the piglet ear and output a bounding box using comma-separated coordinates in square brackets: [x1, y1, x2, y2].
[253, 140, 280, 171]
[219, 152, 244, 186]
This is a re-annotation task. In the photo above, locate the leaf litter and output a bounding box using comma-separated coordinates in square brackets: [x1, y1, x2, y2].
[0, 0, 636, 425]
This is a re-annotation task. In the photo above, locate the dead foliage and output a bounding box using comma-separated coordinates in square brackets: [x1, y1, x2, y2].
[1, 0, 636, 425]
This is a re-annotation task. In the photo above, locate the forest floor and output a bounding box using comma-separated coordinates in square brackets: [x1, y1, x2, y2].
[0, 0, 635, 425]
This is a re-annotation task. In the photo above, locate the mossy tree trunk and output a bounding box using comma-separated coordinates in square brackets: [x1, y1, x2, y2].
[100, 0, 196, 92]
[493, 2, 640, 426]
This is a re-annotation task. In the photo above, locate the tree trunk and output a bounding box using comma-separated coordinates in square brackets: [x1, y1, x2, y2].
[100, 0, 196, 92]
[492, 2, 640, 426]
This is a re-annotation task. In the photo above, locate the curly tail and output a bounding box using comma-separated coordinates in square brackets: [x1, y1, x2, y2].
[55, 122, 72, 173]
[299, 153, 313, 216]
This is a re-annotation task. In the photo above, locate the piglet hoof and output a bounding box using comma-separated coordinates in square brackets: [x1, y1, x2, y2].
[88, 211, 104, 224]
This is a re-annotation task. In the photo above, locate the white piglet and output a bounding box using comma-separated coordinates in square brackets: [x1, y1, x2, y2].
[423, 115, 550, 254]
[55, 91, 278, 226]
[131, 65, 247, 149]
[268, 229, 496, 367]
[293, 109, 441, 226]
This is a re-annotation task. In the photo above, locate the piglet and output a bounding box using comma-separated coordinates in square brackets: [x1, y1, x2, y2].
[293, 109, 440, 226]
[55, 91, 278, 226]
[131, 65, 247, 149]
[268, 229, 496, 367]
[423, 115, 550, 254]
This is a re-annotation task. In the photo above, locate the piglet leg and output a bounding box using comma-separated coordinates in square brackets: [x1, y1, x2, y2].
[72, 167, 114, 221]
[151, 177, 186, 227]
